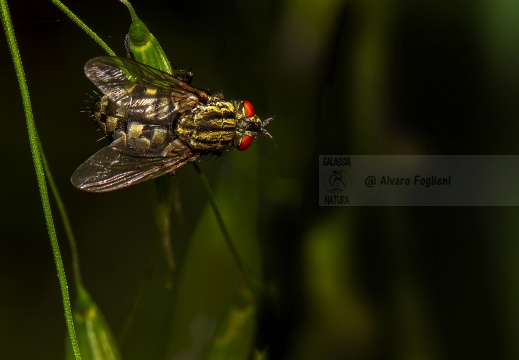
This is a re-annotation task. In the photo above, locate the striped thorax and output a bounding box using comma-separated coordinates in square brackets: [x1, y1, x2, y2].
[176, 97, 270, 152]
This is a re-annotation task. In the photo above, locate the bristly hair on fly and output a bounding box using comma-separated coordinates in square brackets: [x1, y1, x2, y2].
[81, 90, 105, 135]
[80, 91, 99, 122]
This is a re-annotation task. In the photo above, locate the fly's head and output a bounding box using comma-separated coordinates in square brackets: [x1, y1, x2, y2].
[234, 100, 273, 151]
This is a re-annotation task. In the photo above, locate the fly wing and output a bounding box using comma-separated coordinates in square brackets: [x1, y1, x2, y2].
[84, 57, 208, 122]
[71, 137, 200, 192]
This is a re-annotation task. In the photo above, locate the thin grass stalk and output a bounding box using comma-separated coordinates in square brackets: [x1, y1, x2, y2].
[0, 1, 81, 358]
[38, 137, 84, 288]
[50, 0, 116, 56]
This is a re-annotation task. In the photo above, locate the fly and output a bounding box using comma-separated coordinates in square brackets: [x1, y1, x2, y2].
[71, 56, 273, 192]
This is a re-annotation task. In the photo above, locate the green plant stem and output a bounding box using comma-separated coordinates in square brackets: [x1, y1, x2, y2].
[51, 0, 116, 56]
[119, 0, 137, 21]
[193, 163, 267, 298]
[0, 1, 81, 359]
[192, 163, 246, 274]
[38, 138, 84, 289]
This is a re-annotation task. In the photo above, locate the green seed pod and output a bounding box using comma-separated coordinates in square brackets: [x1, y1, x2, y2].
[204, 283, 257, 360]
[66, 287, 121, 360]
[120, 0, 172, 73]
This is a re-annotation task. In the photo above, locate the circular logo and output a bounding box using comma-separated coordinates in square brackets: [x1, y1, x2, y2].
[322, 169, 352, 194]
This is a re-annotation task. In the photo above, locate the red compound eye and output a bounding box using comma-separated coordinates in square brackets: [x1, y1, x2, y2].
[238, 135, 253, 151]
[243, 100, 255, 117]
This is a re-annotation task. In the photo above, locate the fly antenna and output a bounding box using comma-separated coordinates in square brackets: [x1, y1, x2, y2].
[261, 116, 276, 147]
[262, 117, 274, 139]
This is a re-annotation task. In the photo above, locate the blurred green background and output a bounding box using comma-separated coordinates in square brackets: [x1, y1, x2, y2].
[2, 0, 519, 359]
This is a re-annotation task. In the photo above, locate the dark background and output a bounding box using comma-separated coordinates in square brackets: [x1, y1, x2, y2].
[1, 0, 519, 359]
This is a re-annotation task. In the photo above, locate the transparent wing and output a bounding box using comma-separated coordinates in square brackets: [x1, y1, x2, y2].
[71, 137, 200, 192]
[84, 56, 208, 121]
